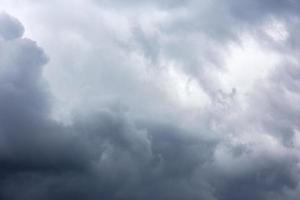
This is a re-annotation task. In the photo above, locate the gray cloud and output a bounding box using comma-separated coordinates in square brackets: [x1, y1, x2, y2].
[0, 0, 300, 199]
[0, 13, 24, 40]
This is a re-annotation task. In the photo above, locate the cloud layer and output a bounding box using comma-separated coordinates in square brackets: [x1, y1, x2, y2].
[0, 0, 300, 199]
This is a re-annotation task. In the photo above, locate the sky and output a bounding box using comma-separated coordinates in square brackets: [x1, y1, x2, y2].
[0, 0, 300, 199]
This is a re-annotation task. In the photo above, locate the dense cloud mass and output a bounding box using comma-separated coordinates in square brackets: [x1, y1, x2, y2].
[0, 0, 300, 199]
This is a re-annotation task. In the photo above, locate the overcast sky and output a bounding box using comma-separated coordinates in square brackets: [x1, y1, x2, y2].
[0, 0, 300, 199]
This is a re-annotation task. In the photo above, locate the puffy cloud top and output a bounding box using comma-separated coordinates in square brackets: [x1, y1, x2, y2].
[0, 13, 24, 40]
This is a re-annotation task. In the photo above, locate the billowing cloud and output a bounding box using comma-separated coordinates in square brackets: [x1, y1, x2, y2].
[0, 0, 300, 199]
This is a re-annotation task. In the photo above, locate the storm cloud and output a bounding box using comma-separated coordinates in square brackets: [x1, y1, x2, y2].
[0, 0, 300, 199]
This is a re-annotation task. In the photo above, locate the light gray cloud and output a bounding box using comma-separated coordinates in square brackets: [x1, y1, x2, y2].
[0, 13, 24, 40]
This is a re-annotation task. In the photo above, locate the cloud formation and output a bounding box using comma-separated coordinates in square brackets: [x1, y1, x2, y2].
[0, 0, 300, 199]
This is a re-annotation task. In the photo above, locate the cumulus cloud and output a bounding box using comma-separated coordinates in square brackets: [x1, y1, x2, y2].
[0, 13, 24, 40]
[0, 0, 300, 199]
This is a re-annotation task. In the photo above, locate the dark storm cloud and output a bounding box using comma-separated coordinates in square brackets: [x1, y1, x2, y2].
[214, 159, 299, 200]
[1, 0, 300, 199]
[0, 13, 217, 200]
